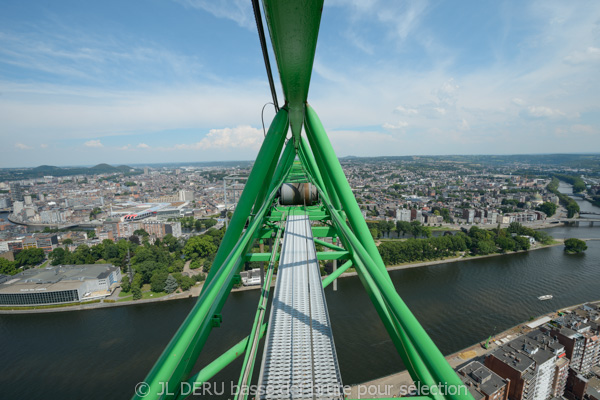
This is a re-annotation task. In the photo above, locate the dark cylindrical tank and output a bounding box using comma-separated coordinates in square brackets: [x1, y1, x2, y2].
[279, 183, 319, 206]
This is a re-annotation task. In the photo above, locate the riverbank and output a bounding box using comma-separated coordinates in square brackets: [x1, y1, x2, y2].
[337, 239, 564, 278]
[0, 240, 567, 314]
[348, 299, 600, 399]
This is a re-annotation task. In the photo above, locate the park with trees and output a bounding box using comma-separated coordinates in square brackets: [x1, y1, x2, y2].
[377, 222, 554, 266]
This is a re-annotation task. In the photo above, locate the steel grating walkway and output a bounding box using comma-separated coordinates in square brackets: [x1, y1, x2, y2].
[257, 213, 343, 399]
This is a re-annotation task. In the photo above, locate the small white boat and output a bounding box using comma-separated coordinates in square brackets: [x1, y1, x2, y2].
[538, 295, 553, 301]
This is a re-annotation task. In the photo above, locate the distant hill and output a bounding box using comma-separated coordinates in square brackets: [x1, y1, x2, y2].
[90, 163, 121, 174]
[0, 164, 141, 181]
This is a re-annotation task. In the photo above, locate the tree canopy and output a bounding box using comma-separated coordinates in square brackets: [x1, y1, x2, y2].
[564, 238, 587, 254]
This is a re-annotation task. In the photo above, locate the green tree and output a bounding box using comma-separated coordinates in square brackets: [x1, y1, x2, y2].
[103, 242, 119, 260]
[164, 275, 178, 293]
[564, 238, 587, 254]
[63, 238, 73, 245]
[566, 203, 580, 218]
[369, 228, 380, 239]
[507, 222, 524, 235]
[163, 234, 180, 252]
[536, 202, 558, 217]
[473, 239, 497, 255]
[496, 236, 515, 252]
[86, 230, 96, 239]
[204, 219, 218, 229]
[533, 230, 553, 245]
[133, 229, 149, 237]
[573, 181, 586, 193]
[170, 259, 185, 273]
[183, 236, 217, 260]
[514, 236, 531, 251]
[0, 258, 18, 275]
[395, 221, 411, 237]
[136, 261, 161, 283]
[49, 247, 69, 265]
[172, 272, 195, 291]
[410, 221, 425, 238]
[15, 248, 45, 267]
[132, 285, 142, 300]
[150, 270, 169, 292]
[121, 276, 131, 292]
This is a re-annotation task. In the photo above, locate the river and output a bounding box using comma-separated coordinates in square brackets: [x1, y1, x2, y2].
[1, 184, 599, 399]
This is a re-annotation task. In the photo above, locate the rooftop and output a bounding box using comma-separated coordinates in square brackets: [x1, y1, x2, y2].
[0, 264, 118, 294]
[458, 361, 508, 397]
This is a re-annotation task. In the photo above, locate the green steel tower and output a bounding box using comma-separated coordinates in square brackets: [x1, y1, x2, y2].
[133, 2, 475, 400]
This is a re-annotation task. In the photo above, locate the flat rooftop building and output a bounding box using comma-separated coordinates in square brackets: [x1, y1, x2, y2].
[457, 361, 510, 400]
[0, 264, 121, 306]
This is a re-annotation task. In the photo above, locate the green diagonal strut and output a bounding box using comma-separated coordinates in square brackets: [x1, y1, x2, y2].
[133, 1, 475, 400]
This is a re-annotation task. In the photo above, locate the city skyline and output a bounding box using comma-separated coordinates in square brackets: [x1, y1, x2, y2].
[1, 0, 600, 167]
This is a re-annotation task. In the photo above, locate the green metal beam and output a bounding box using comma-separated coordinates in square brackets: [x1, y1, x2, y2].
[299, 150, 454, 400]
[133, 138, 294, 400]
[316, 251, 349, 261]
[298, 152, 430, 388]
[203, 108, 289, 292]
[322, 259, 352, 288]
[262, 0, 324, 141]
[256, 228, 278, 239]
[311, 225, 337, 238]
[304, 104, 389, 280]
[235, 214, 285, 400]
[245, 252, 279, 262]
[321, 191, 470, 400]
[313, 237, 345, 252]
[177, 323, 268, 400]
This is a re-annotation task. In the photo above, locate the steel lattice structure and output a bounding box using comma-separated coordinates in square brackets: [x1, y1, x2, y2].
[133, 2, 475, 400]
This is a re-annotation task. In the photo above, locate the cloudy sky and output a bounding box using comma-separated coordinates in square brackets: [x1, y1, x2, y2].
[1, 0, 599, 167]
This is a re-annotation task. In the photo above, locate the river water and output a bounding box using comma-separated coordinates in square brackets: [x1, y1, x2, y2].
[1, 184, 599, 399]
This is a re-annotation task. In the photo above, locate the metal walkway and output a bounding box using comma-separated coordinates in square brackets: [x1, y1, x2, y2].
[257, 213, 343, 399]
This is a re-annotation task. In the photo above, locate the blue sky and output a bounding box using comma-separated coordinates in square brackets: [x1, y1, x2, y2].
[1, 0, 599, 167]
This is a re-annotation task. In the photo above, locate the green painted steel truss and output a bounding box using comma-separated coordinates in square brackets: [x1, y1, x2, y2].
[133, 1, 474, 400]
[132, 104, 474, 400]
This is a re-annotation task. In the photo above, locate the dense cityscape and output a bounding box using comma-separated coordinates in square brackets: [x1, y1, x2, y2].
[0, 155, 597, 303]
[1, 155, 599, 399]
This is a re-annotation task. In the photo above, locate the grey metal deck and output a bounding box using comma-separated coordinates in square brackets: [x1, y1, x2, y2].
[257, 213, 343, 399]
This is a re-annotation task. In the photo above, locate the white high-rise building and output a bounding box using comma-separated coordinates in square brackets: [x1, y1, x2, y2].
[178, 190, 195, 202]
[396, 208, 411, 222]
[13, 201, 24, 214]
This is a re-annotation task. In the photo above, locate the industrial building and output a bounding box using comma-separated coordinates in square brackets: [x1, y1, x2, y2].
[0, 264, 121, 306]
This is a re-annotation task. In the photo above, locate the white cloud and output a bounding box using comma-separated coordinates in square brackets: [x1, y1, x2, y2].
[118, 145, 131, 150]
[84, 140, 103, 148]
[174, 125, 263, 150]
[526, 106, 565, 118]
[564, 47, 600, 64]
[174, 0, 254, 29]
[137, 143, 150, 149]
[394, 105, 418, 115]
[329, 0, 431, 41]
[434, 79, 459, 105]
[0, 29, 203, 85]
[15, 143, 31, 150]
[382, 121, 409, 130]
[40, 144, 48, 148]
[433, 107, 446, 115]
[328, 129, 400, 156]
[511, 98, 526, 106]
[555, 124, 599, 138]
